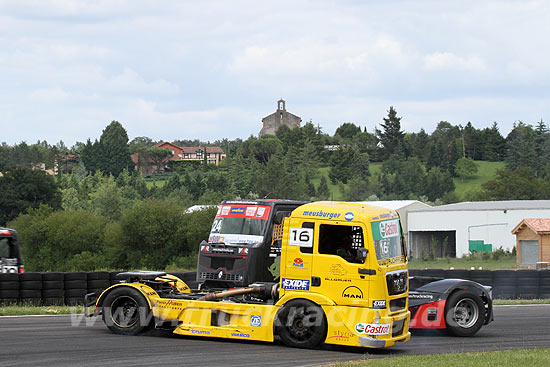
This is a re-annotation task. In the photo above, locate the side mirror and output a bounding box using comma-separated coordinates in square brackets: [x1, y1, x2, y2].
[356, 248, 368, 260]
[274, 212, 288, 225]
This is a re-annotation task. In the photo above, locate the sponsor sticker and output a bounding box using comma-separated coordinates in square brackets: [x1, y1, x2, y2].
[246, 206, 257, 216]
[200, 245, 210, 252]
[379, 219, 400, 238]
[302, 210, 341, 219]
[191, 330, 210, 335]
[373, 300, 386, 309]
[293, 257, 304, 267]
[344, 212, 354, 221]
[281, 278, 310, 291]
[231, 332, 250, 338]
[342, 286, 363, 299]
[324, 277, 351, 282]
[221, 206, 230, 216]
[250, 315, 262, 327]
[230, 207, 246, 214]
[354, 323, 391, 335]
[256, 207, 265, 217]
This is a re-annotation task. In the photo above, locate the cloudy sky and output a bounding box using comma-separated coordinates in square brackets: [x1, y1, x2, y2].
[1, 0, 549, 147]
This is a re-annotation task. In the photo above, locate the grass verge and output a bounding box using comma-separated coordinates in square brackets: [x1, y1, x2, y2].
[333, 348, 550, 367]
[409, 257, 517, 270]
[493, 299, 550, 305]
[0, 305, 83, 316]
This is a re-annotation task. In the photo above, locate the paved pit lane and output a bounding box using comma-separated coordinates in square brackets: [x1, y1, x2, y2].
[0, 305, 548, 367]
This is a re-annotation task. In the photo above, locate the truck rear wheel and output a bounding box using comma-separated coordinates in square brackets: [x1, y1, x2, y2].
[101, 287, 153, 335]
[276, 299, 327, 348]
[444, 290, 485, 337]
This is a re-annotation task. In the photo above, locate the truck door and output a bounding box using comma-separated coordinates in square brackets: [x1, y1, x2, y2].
[310, 222, 372, 307]
[279, 219, 313, 295]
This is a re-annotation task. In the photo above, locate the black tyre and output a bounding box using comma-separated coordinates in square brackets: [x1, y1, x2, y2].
[0, 281, 19, 290]
[87, 271, 110, 281]
[65, 280, 87, 289]
[64, 272, 87, 281]
[20, 289, 41, 298]
[20, 281, 43, 290]
[101, 287, 153, 335]
[0, 273, 19, 282]
[43, 281, 64, 290]
[20, 273, 42, 282]
[276, 299, 327, 348]
[43, 272, 64, 281]
[88, 280, 110, 289]
[444, 290, 485, 337]
[65, 288, 87, 298]
[43, 289, 64, 298]
[0, 290, 19, 299]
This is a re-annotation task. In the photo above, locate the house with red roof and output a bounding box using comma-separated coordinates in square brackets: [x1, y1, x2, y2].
[512, 218, 550, 267]
[131, 142, 226, 174]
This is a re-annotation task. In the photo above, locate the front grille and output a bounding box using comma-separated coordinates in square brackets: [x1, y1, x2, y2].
[200, 272, 241, 281]
[386, 270, 408, 296]
[390, 297, 407, 312]
[392, 319, 405, 337]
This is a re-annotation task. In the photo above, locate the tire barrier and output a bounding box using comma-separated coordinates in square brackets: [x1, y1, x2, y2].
[410, 269, 550, 299]
[2, 270, 550, 304]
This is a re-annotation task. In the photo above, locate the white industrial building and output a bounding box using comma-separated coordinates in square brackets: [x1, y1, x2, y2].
[359, 200, 432, 247]
[407, 200, 550, 258]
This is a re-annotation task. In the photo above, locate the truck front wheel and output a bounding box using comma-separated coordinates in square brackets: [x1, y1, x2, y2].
[101, 287, 153, 335]
[276, 299, 327, 348]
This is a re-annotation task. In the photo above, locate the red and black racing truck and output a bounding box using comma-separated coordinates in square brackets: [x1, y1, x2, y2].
[196, 200, 493, 336]
[0, 227, 24, 274]
[196, 199, 306, 289]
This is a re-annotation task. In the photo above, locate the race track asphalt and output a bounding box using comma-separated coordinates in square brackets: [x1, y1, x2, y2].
[1, 305, 549, 367]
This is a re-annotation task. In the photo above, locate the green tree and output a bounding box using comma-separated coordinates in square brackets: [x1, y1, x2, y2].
[475, 167, 549, 200]
[316, 175, 330, 200]
[376, 106, 406, 160]
[335, 122, 362, 140]
[144, 147, 172, 173]
[0, 167, 61, 225]
[249, 135, 283, 164]
[505, 122, 537, 170]
[455, 157, 479, 181]
[427, 121, 461, 175]
[254, 155, 307, 199]
[423, 166, 455, 201]
[90, 179, 123, 221]
[118, 199, 189, 269]
[80, 138, 101, 173]
[481, 122, 506, 161]
[10, 208, 108, 271]
[98, 120, 133, 176]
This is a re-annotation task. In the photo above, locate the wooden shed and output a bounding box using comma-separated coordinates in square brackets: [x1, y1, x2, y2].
[511, 218, 550, 267]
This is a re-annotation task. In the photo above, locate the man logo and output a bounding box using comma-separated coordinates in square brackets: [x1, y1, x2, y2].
[342, 286, 363, 299]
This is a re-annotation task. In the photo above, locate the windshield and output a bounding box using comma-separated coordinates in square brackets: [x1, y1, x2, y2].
[371, 219, 405, 265]
[0, 238, 16, 258]
[211, 217, 268, 236]
[208, 204, 272, 244]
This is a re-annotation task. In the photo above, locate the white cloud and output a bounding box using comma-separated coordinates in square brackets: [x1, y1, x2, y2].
[29, 87, 71, 101]
[424, 52, 485, 72]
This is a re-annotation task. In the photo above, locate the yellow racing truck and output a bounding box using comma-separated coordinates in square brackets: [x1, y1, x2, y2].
[86, 201, 410, 349]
